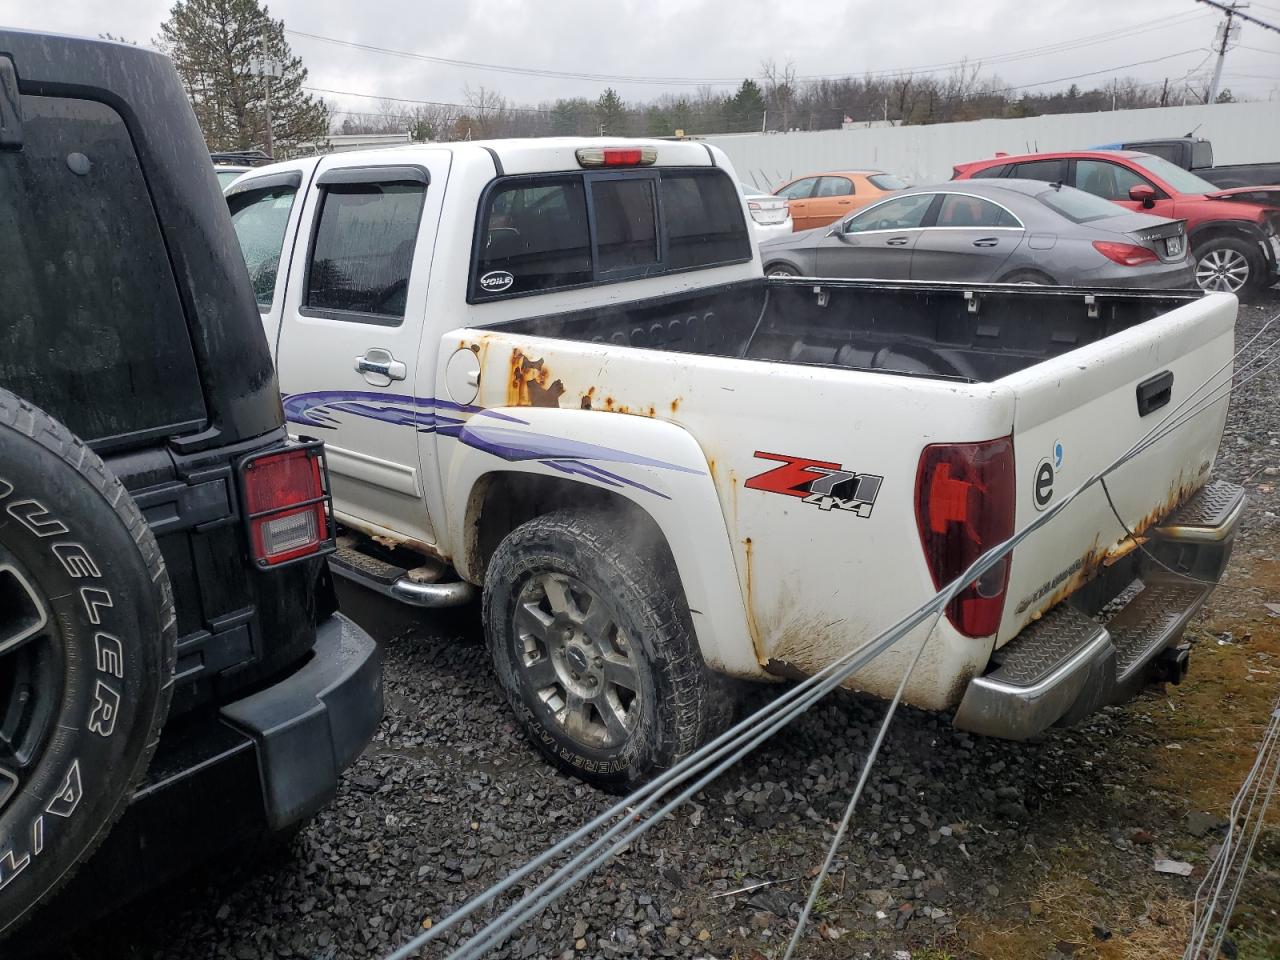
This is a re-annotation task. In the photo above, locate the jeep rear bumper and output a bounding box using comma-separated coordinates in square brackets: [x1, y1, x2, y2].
[221, 612, 383, 830]
[17, 613, 381, 946]
[954, 481, 1243, 740]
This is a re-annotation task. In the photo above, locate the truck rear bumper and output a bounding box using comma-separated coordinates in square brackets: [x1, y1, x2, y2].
[954, 480, 1244, 740]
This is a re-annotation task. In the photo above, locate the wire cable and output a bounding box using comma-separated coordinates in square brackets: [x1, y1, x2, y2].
[387, 308, 1279, 960]
[782, 610, 944, 959]
[288, 13, 1209, 89]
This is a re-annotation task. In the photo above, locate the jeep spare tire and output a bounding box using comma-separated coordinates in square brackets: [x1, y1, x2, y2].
[0, 389, 175, 937]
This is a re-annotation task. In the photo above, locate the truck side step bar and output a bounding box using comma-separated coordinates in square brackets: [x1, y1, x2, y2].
[954, 480, 1244, 740]
[328, 546, 475, 608]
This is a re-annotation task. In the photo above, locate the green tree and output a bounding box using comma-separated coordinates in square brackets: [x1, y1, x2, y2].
[725, 78, 766, 132]
[157, 0, 329, 156]
[596, 87, 626, 136]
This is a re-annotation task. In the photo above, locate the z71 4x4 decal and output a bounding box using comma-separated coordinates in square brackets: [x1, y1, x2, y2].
[745, 451, 882, 517]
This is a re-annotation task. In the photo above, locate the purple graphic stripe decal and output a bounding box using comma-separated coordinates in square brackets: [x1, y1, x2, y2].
[546, 460, 672, 500]
[280, 391, 696, 497]
[454, 424, 701, 475]
[281, 390, 526, 431]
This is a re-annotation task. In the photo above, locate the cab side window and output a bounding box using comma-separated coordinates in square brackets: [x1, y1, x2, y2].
[306, 182, 427, 324]
[229, 185, 297, 308]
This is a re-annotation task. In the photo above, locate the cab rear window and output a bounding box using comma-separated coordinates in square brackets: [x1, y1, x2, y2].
[471, 167, 750, 301]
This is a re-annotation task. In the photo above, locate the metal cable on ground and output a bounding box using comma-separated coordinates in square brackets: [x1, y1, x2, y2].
[414, 317, 1280, 960]
[397, 316, 1280, 960]
[781, 611, 944, 960]
[1184, 686, 1280, 959]
[788, 316, 1280, 953]
[387, 310, 1279, 960]
[448, 615, 950, 960]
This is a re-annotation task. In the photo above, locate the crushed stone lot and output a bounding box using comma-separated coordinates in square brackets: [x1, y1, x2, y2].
[60, 295, 1279, 960]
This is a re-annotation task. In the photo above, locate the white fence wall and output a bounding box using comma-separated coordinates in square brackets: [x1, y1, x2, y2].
[707, 101, 1280, 191]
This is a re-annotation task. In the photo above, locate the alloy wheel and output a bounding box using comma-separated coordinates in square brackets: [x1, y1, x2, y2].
[1195, 248, 1250, 293]
[0, 550, 59, 815]
[512, 572, 642, 749]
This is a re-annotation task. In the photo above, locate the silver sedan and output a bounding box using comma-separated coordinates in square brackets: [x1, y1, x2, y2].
[759, 179, 1195, 288]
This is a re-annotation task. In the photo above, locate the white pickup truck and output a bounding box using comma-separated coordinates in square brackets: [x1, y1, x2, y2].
[226, 138, 1244, 789]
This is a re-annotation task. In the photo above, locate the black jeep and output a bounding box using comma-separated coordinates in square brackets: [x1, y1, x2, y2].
[0, 29, 382, 939]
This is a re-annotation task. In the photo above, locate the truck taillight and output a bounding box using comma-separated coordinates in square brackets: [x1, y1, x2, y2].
[239, 442, 335, 568]
[1092, 241, 1159, 266]
[914, 438, 1015, 638]
[575, 146, 657, 167]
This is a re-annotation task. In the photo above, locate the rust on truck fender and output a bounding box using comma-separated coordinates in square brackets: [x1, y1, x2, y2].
[507, 348, 565, 408]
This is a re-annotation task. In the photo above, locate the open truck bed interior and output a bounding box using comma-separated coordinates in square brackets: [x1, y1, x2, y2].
[489, 278, 1203, 383]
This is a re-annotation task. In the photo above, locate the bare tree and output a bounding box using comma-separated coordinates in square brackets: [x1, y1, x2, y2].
[760, 58, 797, 130]
[463, 84, 510, 138]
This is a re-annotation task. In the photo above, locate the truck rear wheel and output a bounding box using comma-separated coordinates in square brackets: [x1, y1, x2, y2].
[483, 510, 727, 792]
[0, 390, 175, 938]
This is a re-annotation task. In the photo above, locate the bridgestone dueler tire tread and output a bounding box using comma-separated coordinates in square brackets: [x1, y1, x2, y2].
[0, 389, 176, 937]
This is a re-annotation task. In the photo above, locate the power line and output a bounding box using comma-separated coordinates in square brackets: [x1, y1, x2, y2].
[304, 85, 556, 115]
[312, 49, 1206, 129]
[286, 12, 1209, 89]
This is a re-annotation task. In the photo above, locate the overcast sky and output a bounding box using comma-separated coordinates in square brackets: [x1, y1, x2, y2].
[8, 0, 1280, 119]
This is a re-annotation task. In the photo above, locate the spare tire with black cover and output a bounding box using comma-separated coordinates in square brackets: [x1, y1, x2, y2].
[0, 389, 175, 938]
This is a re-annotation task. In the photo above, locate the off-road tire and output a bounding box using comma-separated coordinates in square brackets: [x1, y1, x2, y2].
[0, 389, 175, 938]
[483, 510, 729, 792]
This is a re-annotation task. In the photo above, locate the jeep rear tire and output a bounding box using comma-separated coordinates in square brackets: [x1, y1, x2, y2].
[482, 510, 728, 792]
[0, 389, 175, 938]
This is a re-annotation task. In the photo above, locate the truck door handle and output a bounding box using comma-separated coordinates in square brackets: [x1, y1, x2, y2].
[886, 236, 910, 245]
[972, 237, 999, 247]
[355, 350, 407, 382]
[1136, 370, 1173, 417]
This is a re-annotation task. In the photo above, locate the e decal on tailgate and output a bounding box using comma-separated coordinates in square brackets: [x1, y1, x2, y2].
[745, 451, 882, 517]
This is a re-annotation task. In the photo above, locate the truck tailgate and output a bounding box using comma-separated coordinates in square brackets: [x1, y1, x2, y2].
[997, 292, 1236, 643]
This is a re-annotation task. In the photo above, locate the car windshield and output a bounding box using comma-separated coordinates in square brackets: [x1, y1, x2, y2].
[739, 181, 768, 196]
[1035, 184, 1127, 223]
[1133, 153, 1220, 195]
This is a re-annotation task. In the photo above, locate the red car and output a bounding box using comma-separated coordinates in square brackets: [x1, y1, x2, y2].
[953, 150, 1280, 295]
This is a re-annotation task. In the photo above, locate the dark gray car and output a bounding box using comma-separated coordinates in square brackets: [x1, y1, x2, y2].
[759, 179, 1195, 288]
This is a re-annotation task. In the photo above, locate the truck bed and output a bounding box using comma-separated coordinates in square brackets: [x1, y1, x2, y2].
[488, 277, 1202, 384]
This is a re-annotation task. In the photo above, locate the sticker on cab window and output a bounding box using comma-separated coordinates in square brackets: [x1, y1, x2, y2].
[479, 270, 515, 293]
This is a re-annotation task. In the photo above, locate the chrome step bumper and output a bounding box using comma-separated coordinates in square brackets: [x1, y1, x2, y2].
[954, 480, 1244, 740]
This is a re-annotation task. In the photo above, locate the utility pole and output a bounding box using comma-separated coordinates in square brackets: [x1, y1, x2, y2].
[1206, 1, 1241, 104]
[1197, 0, 1280, 103]
[249, 36, 283, 158]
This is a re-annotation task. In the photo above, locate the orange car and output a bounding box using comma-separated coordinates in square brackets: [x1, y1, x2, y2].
[772, 170, 909, 231]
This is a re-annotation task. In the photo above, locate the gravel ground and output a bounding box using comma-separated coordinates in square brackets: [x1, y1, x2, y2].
[57, 294, 1280, 960]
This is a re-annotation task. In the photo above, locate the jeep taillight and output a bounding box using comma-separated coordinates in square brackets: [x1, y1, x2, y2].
[239, 443, 335, 568]
[914, 438, 1015, 638]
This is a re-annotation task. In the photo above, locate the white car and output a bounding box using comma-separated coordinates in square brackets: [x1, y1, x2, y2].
[740, 180, 793, 240]
[226, 137, 1242, 789]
